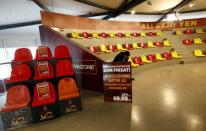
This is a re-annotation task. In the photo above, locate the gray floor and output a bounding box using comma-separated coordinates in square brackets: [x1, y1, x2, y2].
[1, 63, 206, 131]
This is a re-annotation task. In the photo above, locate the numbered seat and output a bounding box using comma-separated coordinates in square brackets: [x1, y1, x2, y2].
[154, 41, 164, 47]
[56, 60, 74, 77]
[32, 82, 56, 107]
[175, 30, 182, 35]
[163, 39, 171, 46]
[13, 48, 33, 62]
[156, 32, 163, 36]
[194, 38, 204, 45]
[155, 53, 165, 61]
[125, 32, 133, 38]
[108, 44, 118, 52]
[141, 55, 152, 63]
[183, 39, 193, 45]
[195, 28, 205, 34]
[55, 45, 71, 59]
[171, 51, 181, 59]
[124, 43, 133, 50]
[92, 32, 101, 39]
[58, 78, 80, 100]
[34, 61, 54, 80]
[100, 44, 112, 53]
[6, 64, 32, 83]
[184, 29, 193, 35]
[162, 52, 172, 60]
[109, 32, 116, 38]
[147, 54, 158, 62]
[133, 56, 144, 65]
[139, 42, 148, 48]
[194, 49, 205, 57]
[131, 32, 140, 37]
[147, 41, 156, 48]
[1, 85, 31, 112]
[117, 43, 127, 51]
[132, 43, 141, 49]
[35, 46, 52, 60]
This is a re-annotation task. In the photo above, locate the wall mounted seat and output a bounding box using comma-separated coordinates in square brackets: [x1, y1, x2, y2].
[124, 43, 133, 50]
[133, 56, 144, 65]
[140, 32, 146, 37]
[58, 78, 80, 100]
[194, 38, 204, 45]
[147, 54, 158, 62]
[100, 32, 108, 38]
[147, 41, 156, 48]
[162, 52, 172, 60]
[116, 32, 125, 38]
[109, 32, 116, 38]
[125, 32, 133, 38]
[92, 32, 101, 39]
[128, 57, 138, 67]
[146, 32, 156, 37]
[155, 53, 165, 61]
[183, 39, 193, 45]
[56, 60, 74, 77]
[194, 49, 205, 57]
[141, 55, 152, 63]
[108, 45, 118, 52]
[132, 43, 141, 49]
[1, 85, 31, 112]
[55, 45, 71, 59]
[139, 42, 148, 48]
[184, 29, 193, 35]
[89, 46, 101, 54]
[117, 43, 127, 51]
[100, 44, 112, 53]
[35, 46, 52, 60]
[156, 32, 163, 36]
[171, 51, 181, 59]
[82, 32, 92, 38]
[154, 41, 164, 47]
[131, 32, 140, 37]
[34, 61, 54, 80]
[6, 64, 31, 83]
[163, 39, 171, 46]
[175, 30, 182, 35]
[195, 28, 205, 34]
[13, 48, 33, 62]
[32, 82, 56, 107]
[71, 32, 83, 39]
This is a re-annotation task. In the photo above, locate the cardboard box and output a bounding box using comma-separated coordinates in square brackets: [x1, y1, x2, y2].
[1, 107, 32, 130]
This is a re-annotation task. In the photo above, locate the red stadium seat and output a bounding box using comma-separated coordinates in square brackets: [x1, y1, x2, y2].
[131, 32, 140, 37]
[124, 43, 133, 50]
[147, 54, 158, 62]
[116, 32, 125, 38]
[13, 48, 33, 62]
[32, 82, 56, 107]
[6, 64, 31, 83]
[34, 61, 54, 80]
[100, 32, 108, 38]
[56, 60, 74, 77]
[154, 41, 164, 47]
[146, 32, 156, 37]
[1, 85, 31, 112]
[184, 29, 193, 35]
[183, 39, 193, 45]
[82, 32, 91, 38]
[133, 56, 144, 65]
[55, 45, 71, 59]
[204, 38, 206, 43]
[162, 52, 172, 60]
[89, 46, 101, 54]
[139, 42, 148, 48]
[58, 78, 80, 100]
[108, 45, 118, 52]
[35, 46, 52, 60]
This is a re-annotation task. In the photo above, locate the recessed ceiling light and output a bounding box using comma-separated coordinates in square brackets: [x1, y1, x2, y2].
[189, 3, 194, 7]
[131, 10, 136, 15]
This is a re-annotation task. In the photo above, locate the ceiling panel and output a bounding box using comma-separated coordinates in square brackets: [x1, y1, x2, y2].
[180, 0, 206, 12]
[87, 0, 125, 9]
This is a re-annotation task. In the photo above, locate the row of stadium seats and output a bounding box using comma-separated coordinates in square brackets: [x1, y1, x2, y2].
[89, 40, 171, 53]
[128, 51, 181, 67]
[66, 31, 163, 39]
[1, 77, 80, 112]
[183, 38, 206, 45]
[193, 49, 206, 57]
[175, 28, 205, 35]
[13, 45, 71, 62]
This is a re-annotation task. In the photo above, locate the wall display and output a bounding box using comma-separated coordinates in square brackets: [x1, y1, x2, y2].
[103, 63, 132, 103]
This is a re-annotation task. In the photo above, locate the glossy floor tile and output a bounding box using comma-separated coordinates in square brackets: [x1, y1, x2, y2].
[1, 63, 206, 131]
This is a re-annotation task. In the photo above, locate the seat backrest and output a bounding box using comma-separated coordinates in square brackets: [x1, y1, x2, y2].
[6, 85, 30, 106]
[9, 64, 31, 81]
[34, 61, 54, 80]
[55, 45, 71, 59]
[58, 78, 80, 100]
[56, 60, 74, 77]
[13, 48, 33, 62]
[35, 46, 52, 60]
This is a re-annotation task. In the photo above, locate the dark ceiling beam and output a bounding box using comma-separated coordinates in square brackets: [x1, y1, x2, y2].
[0, 20, 41, 30]
[79, 11, 111, 17]
[73, 0, 115, 11]
[157, 0, 193, 22]
[102, 0, 146, 20]
[31, 0, 50, 11]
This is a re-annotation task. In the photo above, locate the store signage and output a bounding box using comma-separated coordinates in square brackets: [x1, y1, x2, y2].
[103, 62, 132, 103]
[72, 60, 97, 74]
